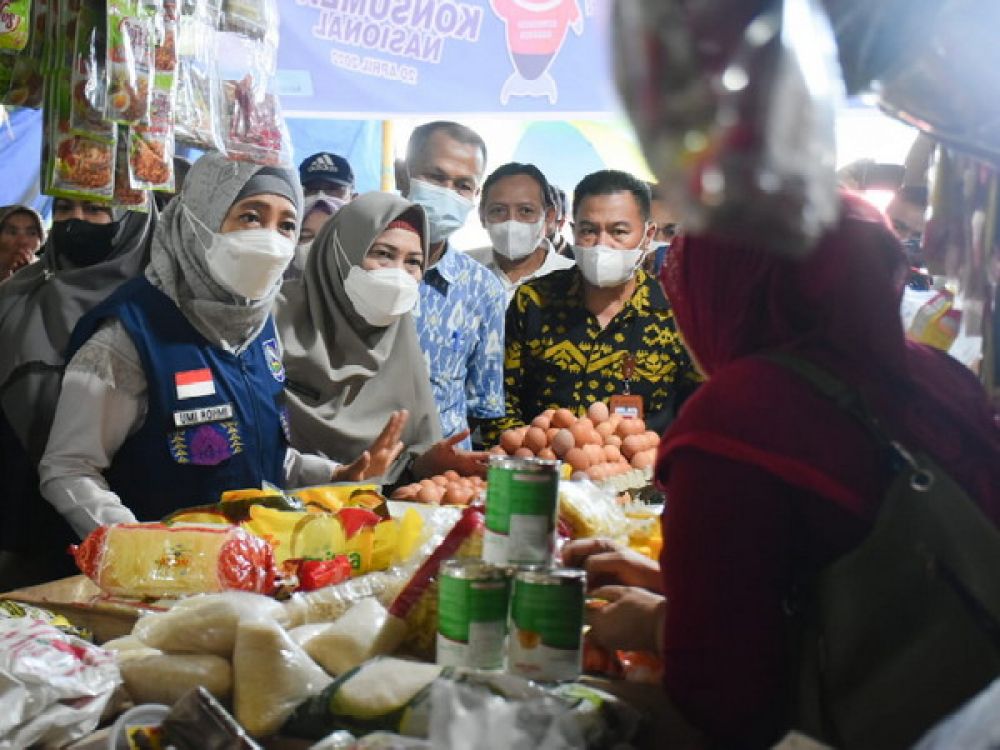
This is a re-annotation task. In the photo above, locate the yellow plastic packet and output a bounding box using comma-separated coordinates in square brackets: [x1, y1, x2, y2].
[288, 483, 384, 514]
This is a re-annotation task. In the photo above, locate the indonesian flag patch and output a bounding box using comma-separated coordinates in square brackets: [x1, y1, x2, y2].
[175, 368, 216, 400]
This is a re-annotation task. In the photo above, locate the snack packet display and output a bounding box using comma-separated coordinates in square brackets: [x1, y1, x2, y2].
[220, 69, 288, 166]
[0, 0, 32, 53]
[114, 129, 150, 209]
[4, 0, 47, 107]
[614, 0, 842, 258]
[106, 0, 155, 123]
[51, 79, 116, 201]
[70, 0, 113, 138]
[174, 0, 222, 149]
[72, 522, 277, 598]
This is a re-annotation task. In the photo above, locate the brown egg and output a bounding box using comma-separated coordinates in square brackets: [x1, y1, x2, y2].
[632, 449, 656, 470]
[621, 434, 644, 460]
[432, 474, 450, 486]
[443, 485, 473, 505]
[541, 408, 556, 420]
[488, 445, 507, 456]
[564, 447, 591, 472]
[603, 444, 622, 463]
[605, 434, 623, 448]
[616, 418, 643, 438]
[514, 447, 535, 459]
[524, 426, 548, 454]
[552, 408, 576, 428]
[443, 469, 460, 481]
[643, 431, 661, 451]
[416, 481, 444, 504]
[587, 464, 607, 481]
[595, 421, 615, 439]
[583, 443, 605, 464]
[391, 484, 419, 500]
[537, 447, 557, 460]
[576, 417, 594, 431]
[551, 428, 575, 458]
[545, 427, 561, 442]
[531, 414, 552, 430]
[500, 430, 523, 453]
[588, 428, 604, 446]
[607, 413, 623, 430]
[570, 470, 589, 481]
[569, 422, 592, 448]
[587, 400, 610, 424]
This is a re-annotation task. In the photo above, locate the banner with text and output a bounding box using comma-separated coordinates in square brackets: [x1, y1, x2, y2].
[277, 0, 618, 116]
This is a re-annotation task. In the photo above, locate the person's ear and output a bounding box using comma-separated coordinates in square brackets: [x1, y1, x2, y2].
[394, 159, 410, 196]
[544, 206, 556, 225]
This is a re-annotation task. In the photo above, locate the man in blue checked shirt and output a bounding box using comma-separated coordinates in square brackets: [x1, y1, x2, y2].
[398, 121, 506, 449]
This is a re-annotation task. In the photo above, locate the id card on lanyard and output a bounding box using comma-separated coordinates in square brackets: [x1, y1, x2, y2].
[609, 353, 644, 419]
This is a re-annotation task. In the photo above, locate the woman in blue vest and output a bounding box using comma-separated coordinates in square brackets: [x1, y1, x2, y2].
[38, 153, 358, 538]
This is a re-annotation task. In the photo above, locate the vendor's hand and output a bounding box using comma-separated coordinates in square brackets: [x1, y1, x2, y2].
[332, 410, 409, 482]
[1, 248, 35, 279]
[563, 538, 663, 593]
[412, 429, 489, 479]
[586, 585, 666, 654]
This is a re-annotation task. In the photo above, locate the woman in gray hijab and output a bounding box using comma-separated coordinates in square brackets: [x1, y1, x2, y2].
[0, 204, 45, 280]
[38, 153, 345, 540]
[0, 198, 156, 588]
[277, 191, 487, 485]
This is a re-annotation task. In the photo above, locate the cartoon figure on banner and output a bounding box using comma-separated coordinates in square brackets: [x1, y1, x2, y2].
[490, 0, 584, 105]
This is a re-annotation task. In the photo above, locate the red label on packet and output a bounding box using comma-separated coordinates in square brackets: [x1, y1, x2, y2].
[609, 394, 644, 419]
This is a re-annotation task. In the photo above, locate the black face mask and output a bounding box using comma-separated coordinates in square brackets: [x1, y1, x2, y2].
[52, 218, 120, 267]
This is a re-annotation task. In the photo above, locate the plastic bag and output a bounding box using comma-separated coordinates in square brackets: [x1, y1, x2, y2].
[119, 653, 233, 705]
[106, 0, 155, 123]
[72, 522, 277, 598]
[114, 130, 151, 210]
[614, 0, 842, 258]
[70, 0, 112, 137]
[0, 617, 120, 749]
[291, 598, 392, 676]
[558, 480, 629, 544]
[174, 1, 223, 150]
[131, 590, 287, 656]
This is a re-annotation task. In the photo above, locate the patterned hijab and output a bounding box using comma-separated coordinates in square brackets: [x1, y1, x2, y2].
[276, 192, 442, 481]
[146, 152, 302, 352]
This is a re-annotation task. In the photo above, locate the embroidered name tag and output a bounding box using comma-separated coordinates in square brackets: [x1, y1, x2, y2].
[173, 403, 234, 427]
[175, 368, 215, 400]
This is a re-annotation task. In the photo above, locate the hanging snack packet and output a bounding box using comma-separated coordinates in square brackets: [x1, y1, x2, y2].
[70, 0, 113, 138]
[221, 0, 275, 44]
[174, 0, 223, 150]
[0, 0, 32, 53]
[129, 8, 177, 193]
[4, 0, 47, 107]
[114, 128, 150, 210]
[51, 79, 116, 201]
[106, 0, 155, 123]
[220, 72, 289, 165]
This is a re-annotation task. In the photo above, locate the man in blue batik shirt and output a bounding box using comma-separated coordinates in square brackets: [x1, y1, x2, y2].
[398, 121, 506, 449]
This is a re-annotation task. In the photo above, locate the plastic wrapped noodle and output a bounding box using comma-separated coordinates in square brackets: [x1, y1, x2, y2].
[614, 0, 842, 258]
[72, 522, 276, 598]
[119, 653, 233, 705]
[131, 591, 286, 657]
[291, 598, 391, 676]
[558, 480, 629, 544]
[101, 635, 163, 661]
[233, 616, 332, 737]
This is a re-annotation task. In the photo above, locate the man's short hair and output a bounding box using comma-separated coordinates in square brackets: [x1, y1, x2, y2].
[572, 170, 652, 221]
[405, 121, 487, 173]
[480, 162, 551, 208]
[548, 184, 568, 219]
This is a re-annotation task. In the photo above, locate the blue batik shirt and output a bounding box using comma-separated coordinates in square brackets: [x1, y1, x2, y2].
[413, 245, 506, 449]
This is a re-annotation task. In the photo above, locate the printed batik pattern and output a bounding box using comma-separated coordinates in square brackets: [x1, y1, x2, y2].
[168, 421, 244, 466]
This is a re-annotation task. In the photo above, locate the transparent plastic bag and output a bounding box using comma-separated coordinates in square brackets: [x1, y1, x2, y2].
[558, 479, 629, 544]
[174, 0, 224, 149]
[614, 0, 842, 258]
[105, 0, 155, 124]
[0, 618, 120, 749]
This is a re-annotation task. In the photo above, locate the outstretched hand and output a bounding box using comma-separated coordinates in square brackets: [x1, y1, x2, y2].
[562, 537, 663, 593]
[332, 410, 409, 482]
[412, 429, 489, 479]
[585, 584, 666, 654]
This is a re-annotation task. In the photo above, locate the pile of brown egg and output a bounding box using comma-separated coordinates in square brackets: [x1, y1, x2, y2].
[390, 470, 487, 505]
[490, 402, 660, 481]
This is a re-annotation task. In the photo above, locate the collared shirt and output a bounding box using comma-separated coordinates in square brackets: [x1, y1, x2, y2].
[413, 245, 506, 448]
[486, 267, 701, 441]
[465, 242, 576, 303]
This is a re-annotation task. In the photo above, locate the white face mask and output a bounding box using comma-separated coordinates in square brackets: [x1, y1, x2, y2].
[573, 241, 647, 288]
[304, 193, 347, 215]
[407, 178, 474, 244]
[185, 206, 295, 300]
[336, 237, 420, 327]
[487, 217, 545, 261]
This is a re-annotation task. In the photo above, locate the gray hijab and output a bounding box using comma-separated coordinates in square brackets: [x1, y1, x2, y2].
[276, 192, 442, 482]
[0, 204, 156, 460]
[146, 152, 302, 352]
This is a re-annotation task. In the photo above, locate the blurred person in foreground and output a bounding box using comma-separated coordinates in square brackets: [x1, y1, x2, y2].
[0, 205, 45, 281]
[564, 193, 1000, 748]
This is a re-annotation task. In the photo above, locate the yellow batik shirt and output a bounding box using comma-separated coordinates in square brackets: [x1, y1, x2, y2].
[486, 267, 702, 443]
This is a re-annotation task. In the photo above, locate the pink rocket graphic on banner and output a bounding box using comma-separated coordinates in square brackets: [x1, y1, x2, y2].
[490, 0, 584, 105]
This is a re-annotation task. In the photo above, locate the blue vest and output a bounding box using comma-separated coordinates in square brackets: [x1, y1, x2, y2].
[68, 277, 288, 522]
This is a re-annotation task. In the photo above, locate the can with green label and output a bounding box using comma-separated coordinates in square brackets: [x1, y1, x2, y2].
[436, 560, 512, 670]
[508, 567, 586, 682]
[483, 455, 561, 566]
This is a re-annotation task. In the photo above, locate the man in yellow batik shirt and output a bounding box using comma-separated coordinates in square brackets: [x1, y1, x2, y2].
[487, 170, 701, 441]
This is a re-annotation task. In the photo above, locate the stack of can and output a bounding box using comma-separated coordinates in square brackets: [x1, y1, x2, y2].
[436, 455, 586, 683]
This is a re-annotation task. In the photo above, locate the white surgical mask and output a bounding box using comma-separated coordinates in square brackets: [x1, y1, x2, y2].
[304, 193, 347, 215]
[336, 237, 420, 327]
[407, 178, 474, 244]
[573, 241, 647, 288]
[488, 217, 545, 261]
[184, 206, 295, 300]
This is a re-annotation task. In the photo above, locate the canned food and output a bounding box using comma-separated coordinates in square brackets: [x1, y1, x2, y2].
[508, 568, 586, 682]
[436, 560, 512, 670]
[483, 456, 561, 566]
